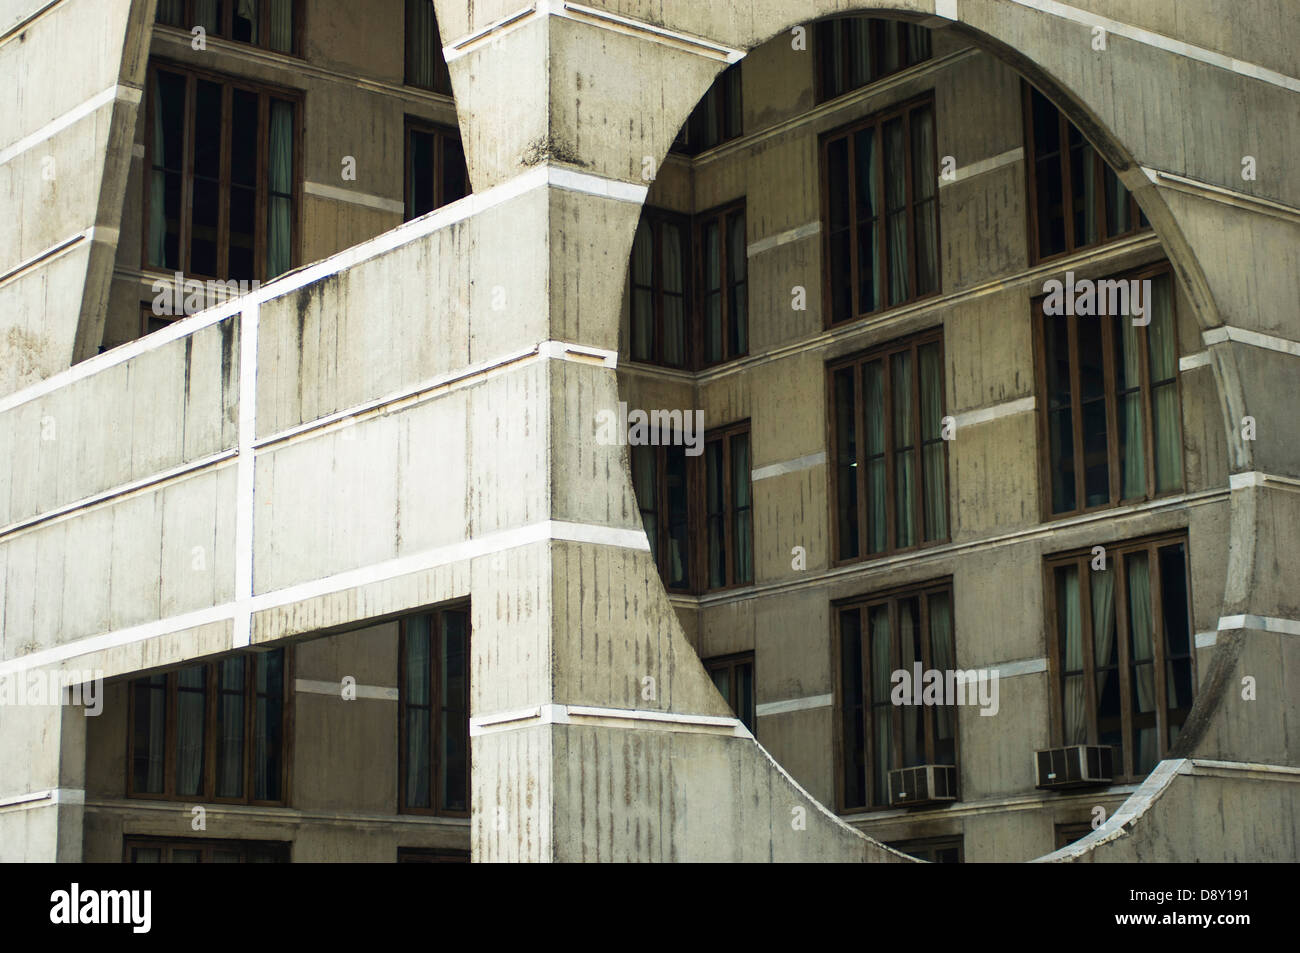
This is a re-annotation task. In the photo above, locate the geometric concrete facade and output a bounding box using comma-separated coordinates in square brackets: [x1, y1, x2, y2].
[1, 0, 1296, 862]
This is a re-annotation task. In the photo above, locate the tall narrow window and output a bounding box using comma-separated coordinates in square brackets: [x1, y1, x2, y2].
[1034, 263, 1182, 518]
[144, 62, 299, 282]
[705, 653, 756, 734]
[1047, 534, 1195, 779]
[704, 424, 753, 589]
[404, 119, 469, 221]
[629, 210, 690, 368]
[837, 581, 957, 811]
[630, 442, 692, 591]
[830, 330, 948, 563]
[156, 1, 299, 55]
[823, 98, 938, 324]
[127, 649, 289, 805]
[1023, 83, 1149, 262]
[696, 204, 748, 366]
[673, 63, 742, 155]
[405, 0, 453, 94]
[400, 607, 470, 817]
[816, 17, 932, 103]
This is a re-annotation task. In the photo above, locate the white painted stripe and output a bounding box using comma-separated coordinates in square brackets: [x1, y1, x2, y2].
[1228, 471, 1300, 491]
[0, 84, 141, 165]
[537, 340, 619, 368]
[1009, 0, 1300, 92]
[294, 678, 399, 701]
[939, 147, 1023, 188]
[0, 787, 84, 811]
[934, 0, 959, 20]
[991, 656, 1048, 678]
[952, 396, 1036, 429]
[756, 694, 832, 717]
[548, 165, 647, 203]
[1218, 614, 1300, 636]
[747, 221, 820, 257]
[0, 231, 87, 287]
[445, 3, 537, 60]
[0, 161, 636, 415]
[132, 143, 145, 159]
[751, 451, 826, 483]
[1143, 168, 1300, 223]
[555, 2, 744, 63]
[304, 181, 404, 215]
[232, 301, 258, 649]
[1179, 351, 1210, 371]
[1194, 631, 1218, 648]
[1203, 325, 1300, 358]
[470, 702, 747, 736]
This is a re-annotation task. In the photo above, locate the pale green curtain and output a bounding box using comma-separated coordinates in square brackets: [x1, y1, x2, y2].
[1147, 274, 1182, 493]
[854, 128, 880, 312]
[632, 445, 657, 560]
[732, 433, 753, 585]
[405, 0, 438, 88]
[892, 351, 915, 548]
[237, 0, 260, 43]
[148, 74, 168, 267]
[910, 107, 938, 294]
[156, 0, 184, 25]
[703, 221, 722, 362]
[864, 361, 886, 553]
[175, 666, 206, 796]
[661, 224, 685, 366]
[404, 616, 432, 809]
[906, 24, 931, 63]
[884, 118, 908, 304]
[1105, 167, 1132, 235]
[267, 99, 294, 278]
[1080, 146, 1098, 245]
[928, 592, 956, 762]
[269, 0, 294, 53]
[1058, 567, 1086, 745]
[869, 606, 892, 800]
[1091, 563, 1116, 721]
[899, 600, 921, 766]
[1118, 316, 1146, 498]
[630, 222, 653, 361]
[215, 658, 245, 798]
[1126, 553, 1158, 772]
[194, 0, 220, 31]
[848, 18, 873, 88]
[919, 341, 947, 541]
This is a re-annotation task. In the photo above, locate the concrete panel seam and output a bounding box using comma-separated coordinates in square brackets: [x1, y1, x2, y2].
[1203, 325, 1300, 357]
[304, 181, 405, 215]
[1217, 614, 1300, 636]
[751, 451, 826, 483]
[1187, 759, 1300, 778]
[0, 231, 87, 288]
[747, 222, 820, 257]
[0, 83, 141, 164]
[938, 147, 1023, 187]
[1008, 0, 1300, 92]
[755, 693, 832, 717]
[952, 396, 1036, 429]
[293, 678, 399, 701]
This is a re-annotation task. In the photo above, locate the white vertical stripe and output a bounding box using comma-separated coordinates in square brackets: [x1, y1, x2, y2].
[232, 303, 259, 648]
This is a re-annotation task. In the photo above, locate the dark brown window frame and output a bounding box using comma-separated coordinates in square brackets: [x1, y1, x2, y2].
[887, 835, 964, 862]
[1021, 81, 1150, 265]
[702, 420, 754, 591]
[398, 605, 471, 818]
[693, 200, 749, 368]
[403, 116, 469, 222]
[141, 58, 302, 283]
[827, 327, 950, 565]
[672, 62, 743, 156]
[820, 94, 941, 328]
[397, 847, 470, 863]
[155, 0, 304, 57]
[629, 206, 694, 369]
[834, 578, 960, 813]
[814, 17, 934, 104]
[125, 648, 292, 807]
[404, 0, 453, 95]
[1054, 821, 1095, 850]
[703, 651, 756, 734]
[1043, 532, 1197, 784]
[124, 835, 290, 863]
[1031, 260, 1183, 521]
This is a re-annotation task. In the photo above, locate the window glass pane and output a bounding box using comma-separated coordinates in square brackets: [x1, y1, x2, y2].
[148, 71, 187, 270]
[868, 605, 892, 802]
[892, 350, 915, 547]
[703, 220, 722, 364]
[1030, 89, 1066, 257]
[665, 445, 690, 587]
[131, 846, 163, 863]
[899, 598, 923, 765]
[405, 616, 431, 705]
[726, 211, 748, 358]
[705, 438, 726, 589]
[1043, 314, 1076, 513]
[266, 99, 294, 278]
[1114, 315, 1147, 499]
[1104, 166, 1133, 236]
[736, 662, 754, 732]
[731, 432, 753, 584]
[215, 657, 246, 798]
[1055, 565, 1086, 745]
[919, 342, 947, 541]
[403, 617, 432, 808]
[175, 666, 207, 797]
[883, 117, 908, 305]
[1146, 274, 1182, 493]
[928, 591, 955, 763]
[253, 649, 284, 801]
[229, 89, 260, 280]
[661, 223, 686, 366]
[911, 106, 938, 295]
[156, 0, 184, 26]
[827, 136, 852, 322]
[132, 675, 167, 794]
[1069, 129, 1099, 248]
[630, 221, 654, 362]
[171, 848, 202, 863]
[1126, 552, 1159, 774]
[407, 130, 434, 220]
[441, 136, 468, 205]
[232, 0, 260, 43]
[194, 0, 221, 33]
[834, 367, 859, 559]
[631, 444, 658, 563]
[839, 609, 866, 808]
[880, 21, 902, 75]
[1092, 563, 1121, 758]
[440, 611, 469, 813]
[710, 665, 731, 704]
[863, 361, 886, 554]
[268, 0, 294, 53]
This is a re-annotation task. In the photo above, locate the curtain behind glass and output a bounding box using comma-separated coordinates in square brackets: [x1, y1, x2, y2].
[884, 117, 908, 304]
[732, 433, 753, 584]
[726, 212, 748, 356]
[267, 100, 293, 278]
[1147, 274, 1182, 493]
[910, 107, 938, 294]
[1058, 566, 1086, 744]
[703, 221, 722, 363]
[175, 666, 206, 796]
[215, 657, 245, 798]
[853, 128, 880, 313]
[404, 616, 432, 809]
[632, 444, 657, 561]
[405, 0, 436, 88]
[899, 599, 922, 766]
[919, 342, 946, 541]
[269, 0, 294, 52]
[1126, 554, 1157, 772]
[892, 351, 915, 547]
[254, 649, 284, 801]
[156, 0, 184, 26]
[630, 222, 653, 361]
[928, 592, 955, 762]
[661, 224, 685, 366]
[868, 606, 892, 803]
[1091, 563, 1116, 750]
[194, 0, 220, 31]
[1117, 315, 1146, 498]
[148, 74, 168, 267]
[863, 361, 886, 553]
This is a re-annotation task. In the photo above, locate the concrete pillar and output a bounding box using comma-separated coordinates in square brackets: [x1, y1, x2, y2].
[0, 691, 87, 862]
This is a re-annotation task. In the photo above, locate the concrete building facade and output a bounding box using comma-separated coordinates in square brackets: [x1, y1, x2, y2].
[0, 0, 1296, 862]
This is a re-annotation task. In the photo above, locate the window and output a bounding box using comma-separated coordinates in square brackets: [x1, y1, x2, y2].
[672, 63, 742, 155]
[696, 203, 748, 366]
[127, 649, 289, 805]
[823, 97, 939, 324]
[1046, 534, 1195, 781]
[836, 581, 956, 811]
[405, 0, 452, 94]
[144, 62, 298, 283]
[1054, 822, 1094, 849]
[1023, 83, 1150, 262]
[1034, 263, 1182, 519]
[630, 422, 754, 594]
[887, 836, 963, 862]
[829, 329, 948, 563]
[399, 607, 470, 816]
[155, 0, 300, 55]
[704, 653, 755, 734]
[816, 17, 932, 103]
[397, 848, 470, 863]
[404, 119, 469, 221]
[628, 205, 749, 369]
[125, 836, 289, 863]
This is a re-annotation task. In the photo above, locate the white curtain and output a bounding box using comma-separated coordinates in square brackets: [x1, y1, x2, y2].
[1147, 274, 1182, 493]
[1127, 553, 1158, 772]
[928, 592, 955, 761]
[884, 118, 908, 304]
[1119, 316, 1146, 498]
[175, 666, 206, 795]
[1059, 567, 1086, 745]
[267, 100, 293, 278]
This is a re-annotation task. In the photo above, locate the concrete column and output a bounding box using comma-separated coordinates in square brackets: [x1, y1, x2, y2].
[0, 692, 87, 862]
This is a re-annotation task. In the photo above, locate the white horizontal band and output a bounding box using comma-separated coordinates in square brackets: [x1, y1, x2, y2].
[0, 787, 84, 811]
[294, 678, 399, 701]
[1179, 351, 1211, 371]
[1217, 615, 1300, 636]
[1194, 631, 1218, 648]
[938, 147, 1023, 188]
[1228, 472, 1300, 492]
[952, 396, 1036, 429]
[990, 656, 1048, 678]
[755, 694, 831, 717]
[1203, 325, 1300, 358]
[0, 230, 87, 288]
[304, 181, 404, 215]
[470, 702, 748, 737]
[0, 83, 140, 165]
[747, 221, 820, 258]
[751, 451, 825, 483]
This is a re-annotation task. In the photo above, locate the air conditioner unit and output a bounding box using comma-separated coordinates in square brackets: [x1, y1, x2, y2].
[1035, 744, 1115, 790]
[888, 764, 958, 807]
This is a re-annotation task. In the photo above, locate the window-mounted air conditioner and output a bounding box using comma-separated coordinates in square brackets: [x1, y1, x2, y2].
[888, 764, 958, 807]
[1035, 744, 1115, 790]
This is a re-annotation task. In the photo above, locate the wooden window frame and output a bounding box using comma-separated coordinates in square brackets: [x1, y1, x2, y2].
[629, 207, 693, 369]
[403, 117, 468, 222]
[1054, 821, 1095, 850]
[398, 605, 471, 818]
[141, 59, 302, 283]
[703, 651, 756, 734]
[125, 648, 292, 806]
[1031, 260, 1183, 522]
[820, 94, 941, 328]
[1043, 532, 1197, 783]
[397, 847, 470, 863]
[124, 835, 290, 863]
[833, 578, 959, 813]
[1021, 81, 1149, 265]
[403, 0, 453, 95]
[701, 421, 753, 591]
[827, 327, 950, 566]
[155, 0, 304, 57]
[672, 63, 743, 156]
[887, 835, 964, 862]
[693, 201, 749, 368]
[814, 17, 933, 104]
